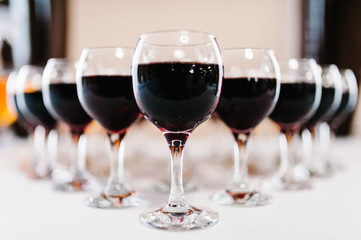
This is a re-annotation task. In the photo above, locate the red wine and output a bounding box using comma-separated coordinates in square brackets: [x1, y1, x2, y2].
[217, 77, 277, 133]
[13, 95, 34, 130]
[48, 83, 92, 132]
[270, 83, 316, 132]
[304, 87, 335, 129]
[134, 62, 221, 132]
[80, 75, 139, 133]
[328, 92, 351, 129]
[20, 91, 56, 130]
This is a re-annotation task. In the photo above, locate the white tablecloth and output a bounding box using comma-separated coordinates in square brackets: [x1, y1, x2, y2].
[0, 137, 360, 240]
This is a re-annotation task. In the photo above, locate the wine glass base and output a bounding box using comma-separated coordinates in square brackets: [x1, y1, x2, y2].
[25, 162, 51, 180]
[85, 192, 145, 208]
[53, 180, 89, 192]
[309, 161, 334, 178]
[139, 205, 219, 231]
[263, 176, 312, 191]
[211, 189, 272, 206]
[26, 170, 51, 180]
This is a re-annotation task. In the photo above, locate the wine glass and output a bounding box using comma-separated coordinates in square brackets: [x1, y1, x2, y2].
[301, 64, 343, 176]
[16, 65, 57, 179]
[42, 58, 93, 191]
[76, 47, 143, 208]
[9, 71, 59, 179]
[265, 58, 322, 190]
[212, 48, 280, 206]
[320, 68, 358, 171]
[132, 30, 223, 230]
[6, 71, 39, 175]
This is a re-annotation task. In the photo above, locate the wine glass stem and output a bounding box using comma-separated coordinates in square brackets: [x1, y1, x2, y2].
[278, 131, 294, 177]
[70, 131, 87, 177]
[32, 125, 51, 177]
[33, 125, 46, 160]
[165, 136, 188, 211]
[301, 128, 313, 167]
[232, 133, 250, 191]
[108, 133, 126, 185]
[47, 129, 58, 170]
[318, 122, 330, 163]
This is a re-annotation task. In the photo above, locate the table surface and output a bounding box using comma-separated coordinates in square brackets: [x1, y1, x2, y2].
[1, 136, 360, 240]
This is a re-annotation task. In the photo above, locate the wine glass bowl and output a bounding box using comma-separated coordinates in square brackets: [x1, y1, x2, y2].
[212, 48, 280, 206]
[328, 69, 358, 130]
[43, 59, 92, 133]
[303, 65, 343, 130]
[270, 59, 322, 132]
[77, 48, 139, 134]
[17, 66, 57, 131]
[6, 71, 33, 131]
[77, 47, 143, 208]
[132, 31, 222, 134]
[132, 30, 223, 230]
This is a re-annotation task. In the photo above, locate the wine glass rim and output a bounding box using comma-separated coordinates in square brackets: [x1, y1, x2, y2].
[277, 58, 318, 64]
[222, 48, 275, 54]
[286, 57, 315, 61]
[319, 63, 338, 68]
[19, 64, 44, 71]
[319, 64, 341, 73]
[81, 46, 134, 52]
[138, 29, 216, 46]
[339, 68, 353, 72]
[0, 68, 15, 75]
[47, 57, 77, 63]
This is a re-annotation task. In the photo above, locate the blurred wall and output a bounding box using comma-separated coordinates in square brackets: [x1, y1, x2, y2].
[66, 0, 302, 59]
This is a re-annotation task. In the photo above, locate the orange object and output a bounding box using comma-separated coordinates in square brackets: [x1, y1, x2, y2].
[0, 74, 16, 128]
